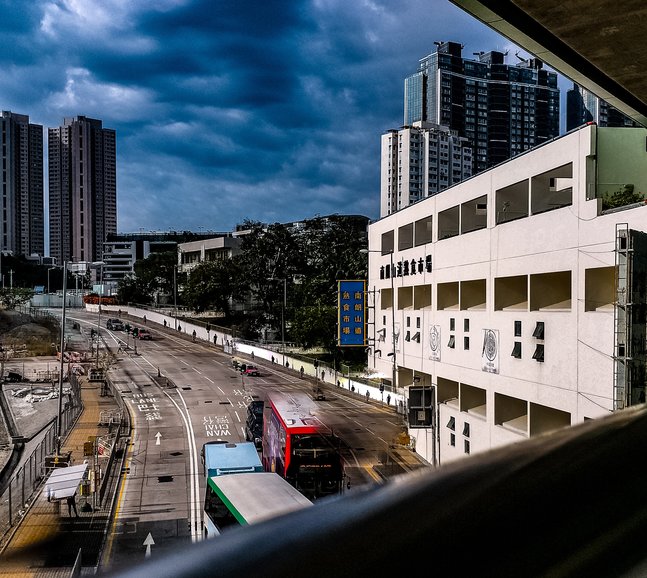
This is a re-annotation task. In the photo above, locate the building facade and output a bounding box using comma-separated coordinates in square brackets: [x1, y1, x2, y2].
[0, 111, 44, 257]
[49, 116, 116, 264]
[380, 122, 472, 217]
[102, 234, 179, 291]
[566, 82, 640, 130]
[178, 235, 243, 274]
[404, 41, 560, 173]
[366, 124, 647, 466]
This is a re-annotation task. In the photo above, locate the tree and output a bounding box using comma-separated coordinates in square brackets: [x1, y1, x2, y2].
[235, 221, 304, 339]
[602, 184, 645, 210]
[133, 251, 178, 298]
[183, 259, 245, 315]
[0, 288, 34, 309]
[117, 251, 180, 305]
[289, 215, 368, 349]
[116, 276, 148, 305]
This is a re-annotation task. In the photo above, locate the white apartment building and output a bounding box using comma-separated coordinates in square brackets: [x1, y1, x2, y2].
[177, 235, 243, 274]
[380, 122, 472, 217]
[367, 123, 647, 466]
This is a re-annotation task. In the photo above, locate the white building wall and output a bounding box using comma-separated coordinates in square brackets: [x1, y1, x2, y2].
[368, 124, 647, 466]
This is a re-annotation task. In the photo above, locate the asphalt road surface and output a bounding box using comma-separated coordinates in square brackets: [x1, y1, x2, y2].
[61, 311, 409, 572]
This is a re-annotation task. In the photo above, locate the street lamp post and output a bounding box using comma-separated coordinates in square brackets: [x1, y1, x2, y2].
[93, 262, 105, 369]
[268, 277, 287, 365]
[56, 261, 68, 456]
[174, 265, 178, 330]
[281, 278, 286, 365]
[47, 267, 56, 307]
[361, 248, 397, 393]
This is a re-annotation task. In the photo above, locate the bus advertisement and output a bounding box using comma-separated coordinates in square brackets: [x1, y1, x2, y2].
[261, 392, 344, 500]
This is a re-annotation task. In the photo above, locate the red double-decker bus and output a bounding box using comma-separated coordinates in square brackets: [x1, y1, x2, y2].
[262, 391, 343, 500]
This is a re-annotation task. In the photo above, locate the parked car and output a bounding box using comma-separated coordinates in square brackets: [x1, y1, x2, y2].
[107, 318, 124, 331]
[243, 366, 260, 376]
[137, 329, 152, 340]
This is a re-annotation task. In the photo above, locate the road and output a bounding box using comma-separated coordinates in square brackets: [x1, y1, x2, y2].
[66, 311, 409, 571]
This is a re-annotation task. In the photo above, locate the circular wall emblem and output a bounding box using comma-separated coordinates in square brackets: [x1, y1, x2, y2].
[484, 329, 497, 361]
[429, 326, 439, 352]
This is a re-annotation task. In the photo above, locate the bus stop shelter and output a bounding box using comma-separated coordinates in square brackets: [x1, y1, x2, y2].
[45, 463, 88, 502]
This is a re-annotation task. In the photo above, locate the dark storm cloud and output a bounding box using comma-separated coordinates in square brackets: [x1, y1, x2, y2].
[0, 0, 533, 238]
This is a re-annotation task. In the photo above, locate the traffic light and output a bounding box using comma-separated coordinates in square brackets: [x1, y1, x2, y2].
[379, 384, 384, 393]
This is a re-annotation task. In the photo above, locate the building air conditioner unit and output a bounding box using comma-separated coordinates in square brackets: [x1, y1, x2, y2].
[475, 202, 487, 215]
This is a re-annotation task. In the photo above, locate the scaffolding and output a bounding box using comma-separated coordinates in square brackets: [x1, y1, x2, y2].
[613, 223, 630, 410]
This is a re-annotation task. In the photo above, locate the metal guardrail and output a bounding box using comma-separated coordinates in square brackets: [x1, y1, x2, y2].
[112, 405, 647, 578]
[0, 377, 83, 544]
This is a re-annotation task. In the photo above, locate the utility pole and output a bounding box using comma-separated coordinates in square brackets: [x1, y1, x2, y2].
[56, 261, 68, 456]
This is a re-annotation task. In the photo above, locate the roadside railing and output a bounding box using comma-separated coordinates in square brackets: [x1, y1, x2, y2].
[0, 375, 83, 545]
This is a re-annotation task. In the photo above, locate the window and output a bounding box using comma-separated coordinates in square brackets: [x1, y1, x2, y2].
[450, 318, 455, 331]
[464, 440, 470, 454]
[511, 342, 522, 359]
[464, 318, 469, 332]
[532, 322, 545, 339]
[381, 230, 394, 255]
[514, 320, 522, 337]
[532, 344, 544, 362]
[447, 416, 455, 430]
[414, 216, 433, 246]
[448, 335, 455, 349]
[463, 422, 470, 437]
[398, 223, 414, 251]
[464, 336, 470, 350]
[450, 433, 456, 446]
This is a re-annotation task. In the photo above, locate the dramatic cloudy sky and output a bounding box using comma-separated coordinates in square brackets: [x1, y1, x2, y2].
[0, 0, 567, 234]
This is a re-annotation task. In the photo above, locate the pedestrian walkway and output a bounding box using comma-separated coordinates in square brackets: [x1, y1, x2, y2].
[0, 377, 121, 577]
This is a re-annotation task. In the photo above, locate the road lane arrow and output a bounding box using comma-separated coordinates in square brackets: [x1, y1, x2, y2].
[143, 532, 155, 558]
[155, 432, 162, 445]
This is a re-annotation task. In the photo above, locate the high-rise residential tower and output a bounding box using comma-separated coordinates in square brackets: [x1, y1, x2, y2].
[404, 41, 560, 174]
[566, 82, 640, 130]
[0, 111, 44, 257]
[49, 116, 116, 264]
[381, 122, 472, 217]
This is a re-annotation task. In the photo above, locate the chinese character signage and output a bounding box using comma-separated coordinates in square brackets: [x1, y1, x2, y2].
[338, 280, 366, 346]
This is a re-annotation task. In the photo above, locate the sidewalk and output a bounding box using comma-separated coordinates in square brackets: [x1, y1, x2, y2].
[0, 377, 121, 576]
